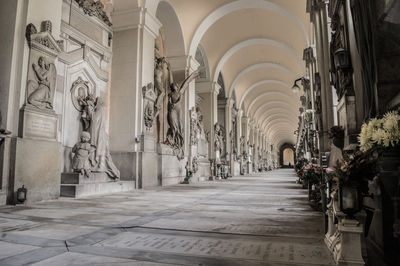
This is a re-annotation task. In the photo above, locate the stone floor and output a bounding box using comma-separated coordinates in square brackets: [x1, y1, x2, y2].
[0, 169, 335, 266]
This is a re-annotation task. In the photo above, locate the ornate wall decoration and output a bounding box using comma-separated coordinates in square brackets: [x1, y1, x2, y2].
[190, 108, 199, 146]
[74, 0, 112, 26]
[70, 77, 120, 179]
[142, 83, 157, 132]
[70, 77, 97, 131]
[25, 21, 62, 111]
[192, 156, 199, 173]
[329, 0, 354, 99]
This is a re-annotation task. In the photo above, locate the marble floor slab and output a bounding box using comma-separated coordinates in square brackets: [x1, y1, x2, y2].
[0, 169, 335, 265]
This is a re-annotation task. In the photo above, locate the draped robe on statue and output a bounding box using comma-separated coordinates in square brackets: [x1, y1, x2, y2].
[90, 98, 120, 179]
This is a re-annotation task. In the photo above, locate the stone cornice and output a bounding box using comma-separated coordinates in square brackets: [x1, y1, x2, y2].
[112, 8, 162, 38]
[195, 81, 221, 95]
[168, 55, 200, 73]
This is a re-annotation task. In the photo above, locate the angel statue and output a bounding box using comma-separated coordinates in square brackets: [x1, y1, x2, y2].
[27, 56, 56, 109]
[166, 70, 200, 158]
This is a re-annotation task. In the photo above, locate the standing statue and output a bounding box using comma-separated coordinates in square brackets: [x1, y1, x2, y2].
[166, 70, 200, 158]
[27, 56, 56, 109]
[89, 97, 120, 179]
[328, 126, 345, 168]
[154, 57, 169, 118]
[196, 107, 205, 136]
[72, 131, 96, 178]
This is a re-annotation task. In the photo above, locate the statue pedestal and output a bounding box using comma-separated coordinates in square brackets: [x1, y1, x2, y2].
[19, 105, 58, 141]
[325, 199, 366, 266]
[138, 134, 159, 188]
[60, 172, 134, 198]
[157, 143, 186, 186]
[10, 137, 62, 204]
[192, 158, 210, 183]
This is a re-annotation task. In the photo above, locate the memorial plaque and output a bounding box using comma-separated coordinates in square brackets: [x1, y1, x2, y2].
[20, 106, 58, 141]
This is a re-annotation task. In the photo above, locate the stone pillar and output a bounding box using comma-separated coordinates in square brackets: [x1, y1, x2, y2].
[0, 0, 28, 204]
[310, 0, 334, 152]
[110, 8, 162, 188]
[236, 110, 243, 155]
[225, 98, 234, 158]
[197, 81, 221, 162]
[242, 116, 249, 174]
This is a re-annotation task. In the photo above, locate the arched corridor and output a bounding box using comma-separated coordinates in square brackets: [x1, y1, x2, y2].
[0, 170, 334, 265]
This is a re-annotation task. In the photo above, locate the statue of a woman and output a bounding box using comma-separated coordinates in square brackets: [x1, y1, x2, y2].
[166, 70, 200, 157]
[90, 97, 120, 179]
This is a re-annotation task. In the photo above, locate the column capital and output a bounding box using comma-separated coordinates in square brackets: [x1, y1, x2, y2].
[226, 97, 235, 109]
[196, 81, 221, 95]
[112, 8, 162, 38]
[167, 55, 200, 73]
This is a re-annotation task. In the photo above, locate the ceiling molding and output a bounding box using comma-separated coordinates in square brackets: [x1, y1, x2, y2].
[212, 38, 304, 84]
[188, 0, 310, 57]
[228, 62, 296, 98]
[238, 79, 293, 109]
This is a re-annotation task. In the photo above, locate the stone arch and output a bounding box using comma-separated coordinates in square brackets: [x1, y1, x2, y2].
[239, 79, 293, 109]
[195, 44, 210, 82]
[155, 0, 186, 58]
[253, 101, 298, 121]
[246, 90, 298, 117]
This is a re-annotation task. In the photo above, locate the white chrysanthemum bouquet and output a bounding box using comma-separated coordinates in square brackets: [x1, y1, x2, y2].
[358, 111, 400, 152]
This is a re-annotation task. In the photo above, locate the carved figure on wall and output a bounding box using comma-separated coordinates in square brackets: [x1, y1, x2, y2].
[190, 108, 199, 146]
[70, 77, 120, 179]
[166, 70, 200, 158]
[72, 131, 96, 178]
[196, 107, 205, 136]
[192, 156, 199, 173]
[71, 77, 97, 131]
[154, 57, 169, 118]
[27, 56, 56, 109]
[90, 97, 120, 179]
[78, 90, 96, 131]
[142, 83, 157, 131]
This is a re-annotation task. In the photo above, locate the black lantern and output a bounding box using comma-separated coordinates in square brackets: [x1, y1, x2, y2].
[334, 48, 351, 70]
[338, 182, 361, 217]
[16, 185, 27, 203]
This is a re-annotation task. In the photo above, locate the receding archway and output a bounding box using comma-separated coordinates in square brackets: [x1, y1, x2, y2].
[279, 143, 295, 168]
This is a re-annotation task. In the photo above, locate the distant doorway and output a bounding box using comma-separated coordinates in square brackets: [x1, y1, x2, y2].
[279, 143, 295, 168]
[283, 148, 294, 167]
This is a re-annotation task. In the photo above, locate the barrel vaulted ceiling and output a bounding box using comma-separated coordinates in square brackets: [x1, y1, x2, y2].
[110, 0, 310, 148]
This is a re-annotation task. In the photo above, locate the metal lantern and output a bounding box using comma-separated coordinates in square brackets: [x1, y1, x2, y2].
[334, 48, 351, 70]
[17, 185, 27, 203]
[339, 183, 361, 216]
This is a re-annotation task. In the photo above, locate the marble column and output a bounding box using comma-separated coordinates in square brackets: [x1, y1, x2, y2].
[236, 110, 243, 155]
[311, 0, 334, 152]
[197, 81, 221, 162]
[110, 8, 162, 187]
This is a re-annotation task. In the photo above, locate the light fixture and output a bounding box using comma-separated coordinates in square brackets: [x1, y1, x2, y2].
[334, 48, 351, 70]
[338, 182, 361, 217]
[17, 185, 27, 203]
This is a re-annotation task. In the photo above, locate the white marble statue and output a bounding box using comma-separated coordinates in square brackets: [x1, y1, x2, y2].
[166, 70, 200, 158]
[89, 97, 120, 179]
[27, 56, 56, 109]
